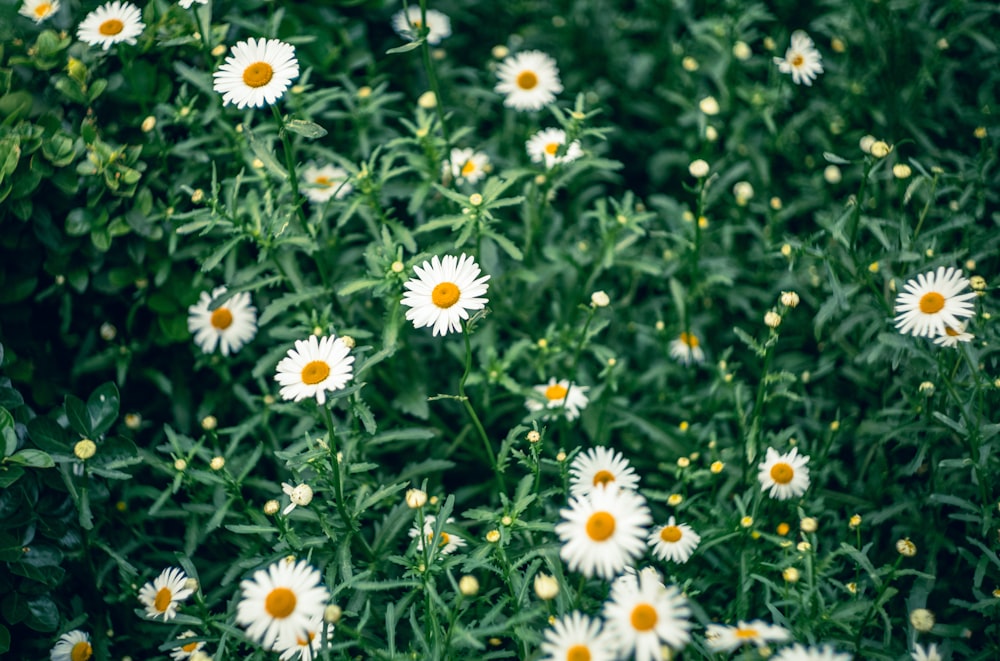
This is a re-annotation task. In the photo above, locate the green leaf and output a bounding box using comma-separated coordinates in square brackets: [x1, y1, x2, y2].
[0, 623, 10, 653]
[27, 416, 70, 452]
[65, 394, 91, 437]
[0, 465, 23, 487]
[386, 41, 424, 54]
[25, 595, 59, 632]
[87, 382, 119, 437]
[0, 407, 15, 457]
[200, 235, 244, 273]
[258, 287, 327, 326]
[225, 524, 278, 535]
[5, 449, 54, 468]
[284, 119, 328, 139]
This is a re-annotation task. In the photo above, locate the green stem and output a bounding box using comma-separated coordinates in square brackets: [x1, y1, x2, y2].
[854, 555, 903, 652]
[459, 322, 505, 493]
[418, 0, 452, 173]
[745, 335, 777, 480]
[271, 104, 307, 229]
[319, 404, 354, 532]
[848, 159, 873, 248]
[912, 172, 939, 240]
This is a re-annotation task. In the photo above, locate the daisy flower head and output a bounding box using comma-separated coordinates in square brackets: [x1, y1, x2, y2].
[20, 0, 60, 23]
[400, 253, 490, 336]
[187, 286, 258, 356]
[236, 558, 330, 651]
[668, 332, 705, 366]
[603, 568, 692, 659]
[275, 615, 335, 661]
[911, 643, 941, 661]
[274, 334, 355, 405]
[392, 7, 452, 45]
[179, 0, 208, 8]
[301, 164, 352, 203]
[772, 643, 853, 661]
[409, 514, 467, 556]
[933, 321, 974, 348]
[495, 50, 563, 111]
[138, 567, 194, 621]
[773, 30, 824, 86]
[213, 38, 299, 110]
[446, 147, 490, 184]
[526, 378, 590, 421]
[77, 1, 145, 51]
[648, 516, 701, 564]
[170, 631, 204, 660]
[526, 128, 584, 169]
[569, 446, 640, 497]
[540, 611, 617, 661]
[282, 482, 314, 515]
[894, 267, 977, 338]
[705, 620, 790, 654]
[555, 485, 652, 579]
[758, 446, 811, 501]
[50, 630, 92, 661]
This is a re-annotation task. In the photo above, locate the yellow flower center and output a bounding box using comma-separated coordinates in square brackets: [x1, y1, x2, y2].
[566, 645, 592, 661]
[680, 332, 699, 348]
[585, 511, 615, 541]
[314, 176, 332, 188]
[544, 142, 560, 156]
[182, 641, 199, 653]
[791, 54, 804, 67]
[99, 19, 124, 36]
[296, 631, 316, 646]
[735, 626, 760, 639]
[770, 462, 794, 484]
[301, 360, 331, 385]
[427, 531, 452, 547]
[431, 282, 461, 308]
[544, 384, 568, 400]
[264, 587, 297, 619]
[35, 3, 52, 18]
[210, 307, 233, 330]
[659, 525, 682, 543]
[516, 70, 539, 90]
[919, 291, 945, 314]
[243, 62, 274, 88]
[945, 326, 961, 337]
[630, 603, 658, 632]
[592, 470, 615, 487]
[71, 642, 93, 661]
[154, 587, 172, 612]
[461, 160, 477, 176]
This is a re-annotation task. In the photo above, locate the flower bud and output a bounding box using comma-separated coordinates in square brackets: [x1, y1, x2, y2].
[74, 439, 97, 461]
[688, 159, 710, 178]
[406, 488, 428, 509]
[459, 575, 479, 596]
[533, 573, 559, 600]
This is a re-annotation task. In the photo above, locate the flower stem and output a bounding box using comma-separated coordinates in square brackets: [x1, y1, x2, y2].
[418, 0, 452, 175]
[271, 104, 307, 229]
[459, 322, 505, 493]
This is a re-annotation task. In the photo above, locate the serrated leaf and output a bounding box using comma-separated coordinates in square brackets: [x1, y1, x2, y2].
[258, 287, 327, 326]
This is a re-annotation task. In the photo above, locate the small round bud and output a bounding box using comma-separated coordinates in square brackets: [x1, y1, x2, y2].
[732, 41, 752, 60]
[357, 86, 373, 98]
[970, 275, 986, 291]
[846, 582, 857, 594]
[391, 260, 405, 273]
[210, 456, 225, 471]
[100, 322, 117, 341]
[174, 458, 187, 471]
[763, 36, 776, 51]
[211, 44, 227, 57]
[688, 159, 710, 178]
[681, 56, 699, 71]
[764, 311, 782, 328]
[780, 291, 800, 308]
[340, 336, 356, 349]
[201, 415, 217, 431]
[780, 243, 793, 257]
[667, 494, 683, 506]
[555, 451, 567, 462]
[591, 291, 610, 307]
[776, 522, 790, 536]
[405, 488, 427, 509]
[733, 181, 754, 205]
[491, 45, 509, 59]
[896, 538, 917, 557]
[849, 514, 862, 529]
[190, 189, 205, 203]
[699, 96, 720, 116]
[770, 196, 782, 210]
[124, 413, 142, 430]
[678, 421, 689, 432]
[526, 430, 541, 443]
[183, 577, 199, 592]
[417, 91, 436, 109]
[141, 116, 156, 133]
[710, 461, 724, 474]
[534, 573, 559, 600]
[800, 517, 818, 533]
[740, 516, 754, 528]
[705, 125, 718, 142]
[797, 541, 812, 552]
[287, 484, 313, 508]
[974, 126, 987, 139]
[469, 193, 483, 206]
[892, 163, 912, 179]
[782, 567, 800, 583]
[676, 457, 690, 468]
[458, 575, 479, 596]
[264, 500, 280, 516]
[909, 608, 935, 632]
[824, 164, 842, 184]
[74, 439, 97, 461]
[859, 135, 876, 154]
[500, 515, 513, 527]
[870, 141, 891, 158]
[919, 381, 935, 396]
[486, 529, 501, 543]
[831, 37, 846, 53]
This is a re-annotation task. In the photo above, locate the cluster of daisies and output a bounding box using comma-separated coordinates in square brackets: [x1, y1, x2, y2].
[539, 445, 838, 660]
[52, 560, 334, 660]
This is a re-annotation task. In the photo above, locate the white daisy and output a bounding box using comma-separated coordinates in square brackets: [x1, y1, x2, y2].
[301, 164, 352, 203]
[705, 620, 790, 654]
[408, 514, 467, 556]
[555, 485, 652, 579]
[526, 128, 583, 169]
[933, 321, 974, 348]
[495, 50, 563, 111]
[758, 447, 811, 501]
[213, 38, 299, 110]
[138, 567, 194, 621]
[50, 630, 92, 661]
[772, 643, 853, 661]
[400, 254, 490, 336]
[275, 615, 334, 661]
[187, 286, 258, 356]
[77, 1, 145, 51]
[391, 7, 452, 45]
[668, 332, 705, 366]
[236, 558, 330, 651]
[526, 378, 590, 421]
[648, 516, 701, 564]
[179, 0, 208, 8]
[20, 0, 60, 23]
[602, 569, 691, 659]
[445, 147, 490, 184]
[911, 643, 942, 661]
[282, 482, 314, 515]
[894, 267, 977, 338]
[773, 30, 824, 86]
[540, 611, 617, 661]
[274, 335, 355, 405]
[170, 631, 204, 660]
[569, 446, 640, 497]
